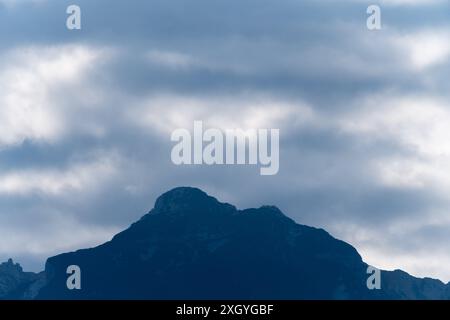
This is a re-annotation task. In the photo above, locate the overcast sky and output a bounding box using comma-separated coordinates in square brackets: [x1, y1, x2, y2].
[0, 0, 449, 282]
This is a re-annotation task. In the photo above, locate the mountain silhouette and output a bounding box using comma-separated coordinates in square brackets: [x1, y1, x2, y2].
[0, 259, 45, 299]
[1, 187, 449, 299]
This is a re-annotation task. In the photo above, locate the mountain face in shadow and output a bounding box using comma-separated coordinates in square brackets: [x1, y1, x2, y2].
[3, 187, 449, 299]
[0, 259, 45, 300]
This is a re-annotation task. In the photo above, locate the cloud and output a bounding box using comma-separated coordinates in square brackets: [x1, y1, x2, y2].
[146, 50, 198, 70]
[394, 30, 450, 71]
[0, 44, 109, 148]
[341, 95, 450, 155]
[0, 0, 449, 282]
[333, 220, 450, 281]
[339, 94, 450, 190]
[0, 211, 120, 257]
[379, 0, 446, 6]
[0, 0, 45, 7]
[0, 151, 121, 196]
[326, 0, 447, 6]
[130, 94, 314, 135]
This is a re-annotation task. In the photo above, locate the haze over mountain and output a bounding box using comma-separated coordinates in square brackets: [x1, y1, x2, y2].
[1, 187, 449, 299]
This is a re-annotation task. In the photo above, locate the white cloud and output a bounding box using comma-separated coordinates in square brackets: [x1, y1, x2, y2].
[341, 95, 450, 156]
[130, 94, 315, 134]
[394, 30, 450, 71]
[0, 152, 121, 196]
[0, 44, 106, 148]
[340, 94, 450, 190]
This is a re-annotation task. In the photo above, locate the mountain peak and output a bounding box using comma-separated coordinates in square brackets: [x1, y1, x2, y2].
[0, 258, 23, 273]
[155, 187, 210, 206]
[152, 187, 236, 216]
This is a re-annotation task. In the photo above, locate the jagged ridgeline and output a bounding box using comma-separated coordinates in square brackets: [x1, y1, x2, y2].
[1, 187, 449, 299]
[0, 259, 46, 299]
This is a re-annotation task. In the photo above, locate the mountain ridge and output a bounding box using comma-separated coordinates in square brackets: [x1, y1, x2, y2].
[1, 187, 449, 299]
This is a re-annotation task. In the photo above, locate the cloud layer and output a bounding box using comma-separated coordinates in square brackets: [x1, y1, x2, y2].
[0, 0, 449, 282]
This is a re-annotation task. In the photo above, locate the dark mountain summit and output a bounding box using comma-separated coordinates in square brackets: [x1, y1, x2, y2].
[1, 187, 449, 299]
